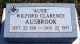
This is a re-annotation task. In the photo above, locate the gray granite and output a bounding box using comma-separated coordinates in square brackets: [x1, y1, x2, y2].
[3, 3, 78, 43]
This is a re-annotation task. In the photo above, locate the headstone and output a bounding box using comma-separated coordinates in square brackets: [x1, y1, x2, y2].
[3, 3, 78, 43]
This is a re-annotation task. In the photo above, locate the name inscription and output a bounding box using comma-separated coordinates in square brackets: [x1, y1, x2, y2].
[9, 7, 72, 32]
